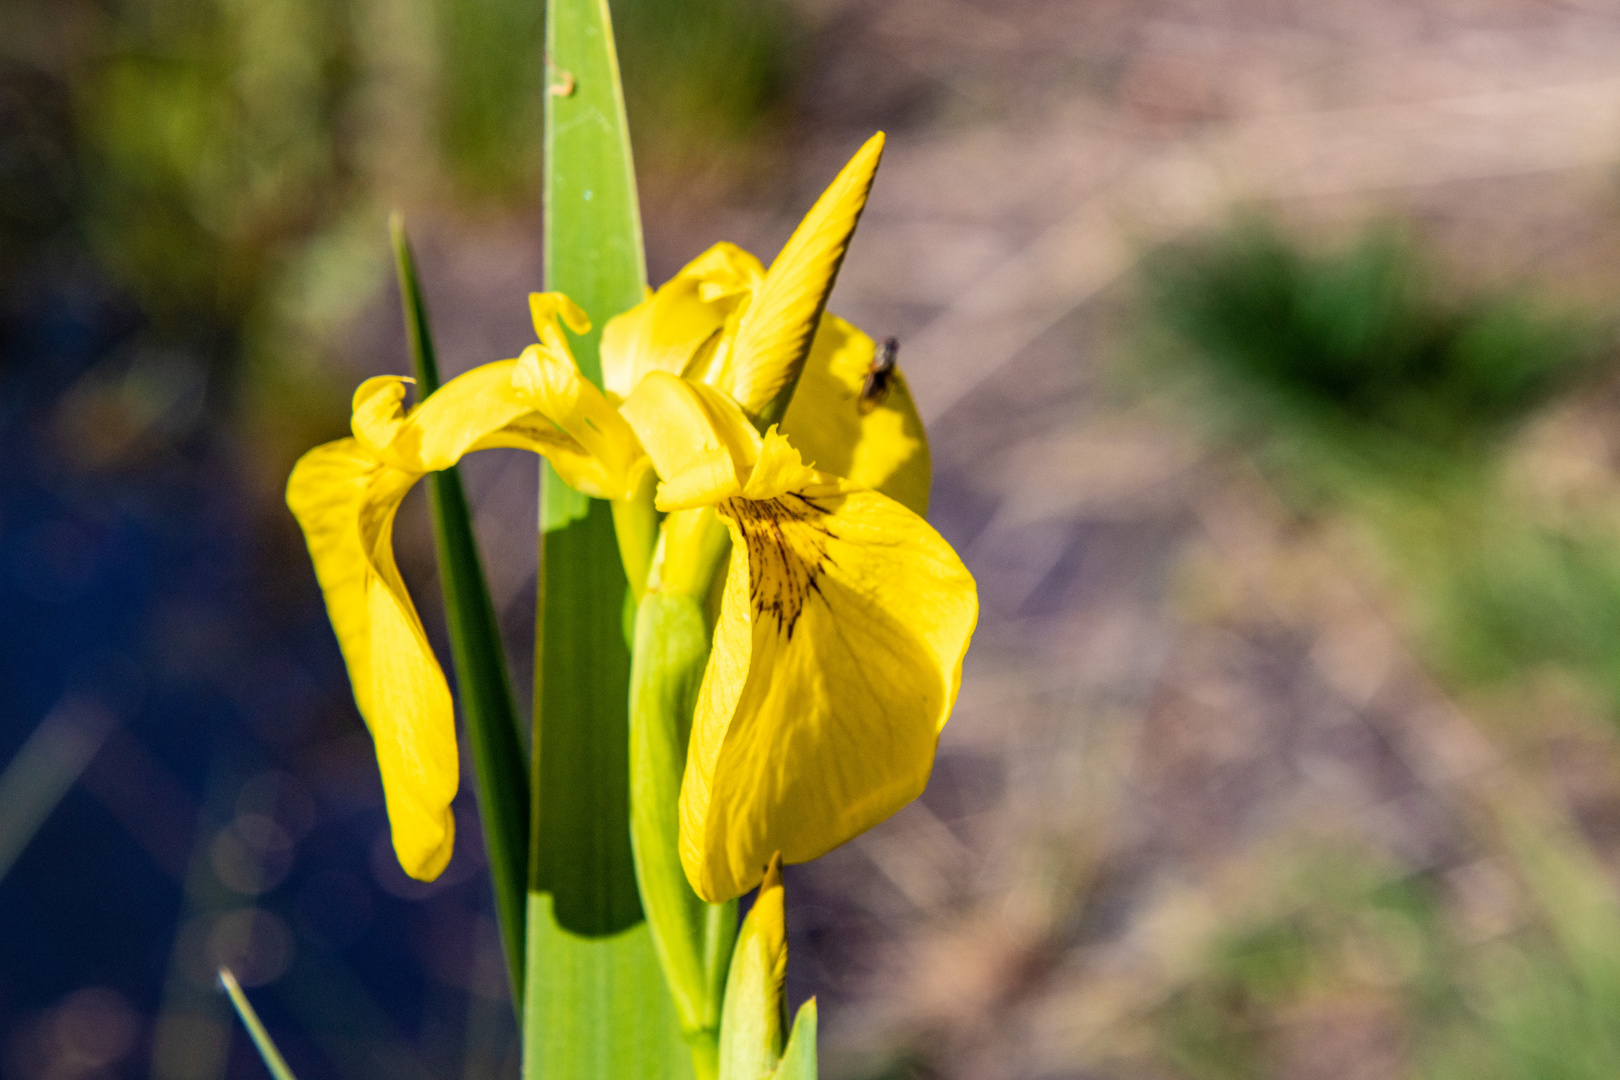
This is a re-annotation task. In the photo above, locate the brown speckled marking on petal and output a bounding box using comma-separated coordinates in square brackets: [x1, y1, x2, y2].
[724, 493, 838, 639]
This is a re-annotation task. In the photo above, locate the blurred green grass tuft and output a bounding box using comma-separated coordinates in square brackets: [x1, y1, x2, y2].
[1139, 219, 1620, 712]
[615, 0, 799, 173]
[1140, 220, 1601, 487]
[1155, 842, 1620, 1080]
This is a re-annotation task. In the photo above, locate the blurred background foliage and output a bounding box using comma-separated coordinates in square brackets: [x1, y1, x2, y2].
[1132, 220, 1620, 1080]
[0, 0, 799, 476]
[1153, 838, 1620, 1080]
[1140, 222, 1620, 718]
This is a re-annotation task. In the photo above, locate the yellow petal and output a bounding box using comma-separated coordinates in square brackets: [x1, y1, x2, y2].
[781, 315, 930, 515]
[286, 440, 457, 879]
[513, 342, 647, 500]
[678, 483, 978, 902]
[600, 243, 764, 401]
[620, 371, 762, 511]
[469, 413, 623, 499]
[739, 427, 817, 502]
[364, 357, 632, 499]
[720, 133, 885, 419]
[286, 441, 379, 718]
[405, 359, 533, 470]
[351, 376, 414, 464]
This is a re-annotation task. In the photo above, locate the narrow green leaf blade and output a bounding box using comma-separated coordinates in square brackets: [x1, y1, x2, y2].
[528, 0, 691, 1077]
[391, 216, 530, 1005]
[534, 0, 647, 926]
[529, 498, 640, 928]
[524, 894, 693, 1079]
[543, 0, 646, 385]
[218, 969, 300, 1080]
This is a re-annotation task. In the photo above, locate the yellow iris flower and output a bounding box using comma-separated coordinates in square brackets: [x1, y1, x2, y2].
[286, 132, 978, 899]
[618, 372, 976, 901]
[286, 294, 645, 878]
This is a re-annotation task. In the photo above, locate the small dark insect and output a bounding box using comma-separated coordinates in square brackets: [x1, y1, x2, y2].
[858, 336, 899, 414]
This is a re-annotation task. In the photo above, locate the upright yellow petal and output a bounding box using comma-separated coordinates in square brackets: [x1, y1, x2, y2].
[678, 481, 978, 902]
[600, 243, 764, 401]
[719, 133, 885, 420]
[781, 315, 930, 515]
[529, 291, 591, 339]
[287, 441, 457, 879]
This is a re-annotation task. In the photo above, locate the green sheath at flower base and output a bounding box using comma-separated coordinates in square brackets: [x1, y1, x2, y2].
[773, 1001, 818, 1080]
[718, 856, 787, 1080]
[715, 856, 819, 1080]
[631, 589, 737, 1079]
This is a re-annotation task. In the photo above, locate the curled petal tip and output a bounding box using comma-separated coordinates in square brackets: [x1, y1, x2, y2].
[529, 292, 591, 338]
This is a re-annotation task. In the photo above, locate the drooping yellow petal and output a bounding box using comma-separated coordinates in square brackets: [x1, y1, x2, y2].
[781, 315, 930, 515]
[286, 441, 379, 719]
[469, 413, 622, 498]
[401, 353, 639, 499]
[360, 467, 458, 881]
[286, 440, 457, 879]
[348, 362, 618, 490]
[718, 133, 885, 420]
[288, 338, 650, 882]
[600, 243, 764, 401]
[404, 360, 533, 469]
[678, 481, 979, 902]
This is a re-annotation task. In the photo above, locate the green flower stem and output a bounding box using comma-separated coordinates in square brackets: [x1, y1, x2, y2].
[391, 216, 530, 1007]
[656, 507, 732, 599]
[612, 470, 662, 602]
[630, 588, 738, 1080]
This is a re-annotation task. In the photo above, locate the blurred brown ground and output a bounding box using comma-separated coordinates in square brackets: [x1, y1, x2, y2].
[344, 3, 1620, 1077]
